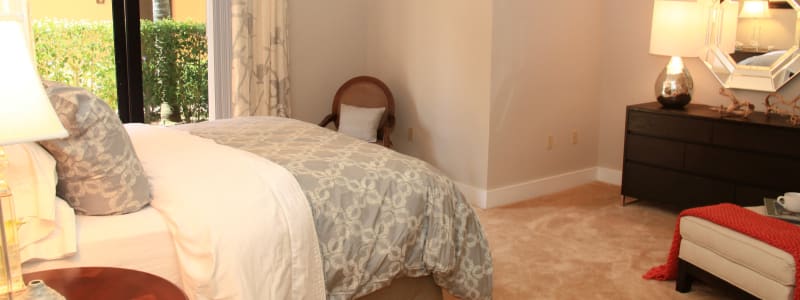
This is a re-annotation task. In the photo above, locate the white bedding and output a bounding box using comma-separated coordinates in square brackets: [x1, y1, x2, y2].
[22, 205, 181, 284]
[125, 124, 325, 300]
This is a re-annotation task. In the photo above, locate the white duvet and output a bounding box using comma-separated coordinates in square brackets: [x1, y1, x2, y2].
[125, 124, 325, 300]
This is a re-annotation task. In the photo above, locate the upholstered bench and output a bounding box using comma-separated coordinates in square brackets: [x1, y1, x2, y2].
[677, 207, 795, 299]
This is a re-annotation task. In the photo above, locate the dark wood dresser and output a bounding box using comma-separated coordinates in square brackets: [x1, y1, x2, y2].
[622, 102, 800, 208]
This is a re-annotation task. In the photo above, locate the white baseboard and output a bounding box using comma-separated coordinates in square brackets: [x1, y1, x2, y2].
[454, 182, 488, 209]
[454, 166, 623, 209]
[485, 167, 598, 208]
[595, 167, 622, 185]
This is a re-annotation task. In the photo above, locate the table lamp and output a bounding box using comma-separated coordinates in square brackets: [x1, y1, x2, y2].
[0, 0, 68, 298]
[740, 0, 769, 18]
[739, 0, 770, 50]
[649, 0, 705, 109]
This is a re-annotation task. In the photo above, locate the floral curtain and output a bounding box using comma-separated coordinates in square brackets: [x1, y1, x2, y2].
[231, 0, 291, 117]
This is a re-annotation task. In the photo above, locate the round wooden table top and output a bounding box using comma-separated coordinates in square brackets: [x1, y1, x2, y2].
[23, 267, 188, 300]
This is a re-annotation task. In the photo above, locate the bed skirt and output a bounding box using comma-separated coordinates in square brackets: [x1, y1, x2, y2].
[359, 276, 442, 300]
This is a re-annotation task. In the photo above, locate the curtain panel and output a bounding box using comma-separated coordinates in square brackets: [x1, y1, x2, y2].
[231, 0, 290, 117]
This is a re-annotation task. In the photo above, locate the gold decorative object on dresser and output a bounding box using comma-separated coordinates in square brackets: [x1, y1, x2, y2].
[764, 92, 800, 125]
[715, 87, 755, 118]
[713, 87, 800, 126]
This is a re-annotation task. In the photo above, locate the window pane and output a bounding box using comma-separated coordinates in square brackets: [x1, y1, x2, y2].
[30, 0, 209, 125]
[141, 0, 208, 125]
[30, 1, 117, 112]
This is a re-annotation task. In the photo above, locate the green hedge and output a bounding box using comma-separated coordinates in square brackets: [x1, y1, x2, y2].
[33, 20, 117, 109]
[33, 19, 208, 123]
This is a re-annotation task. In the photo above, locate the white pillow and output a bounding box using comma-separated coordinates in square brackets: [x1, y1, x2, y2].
[5, 143, 77, 262]
[20, 197, 76, 262]
[739, 50, 786, 67]
[337, 104, 386, 143]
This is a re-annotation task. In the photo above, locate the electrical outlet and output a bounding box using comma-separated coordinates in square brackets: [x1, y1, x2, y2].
[547, 135, 554, 150]
[571, 130, 578, 145]
[408, 127, 414, 142]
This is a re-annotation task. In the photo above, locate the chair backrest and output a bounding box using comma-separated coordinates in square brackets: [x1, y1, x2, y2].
[331, 76, 395, 134]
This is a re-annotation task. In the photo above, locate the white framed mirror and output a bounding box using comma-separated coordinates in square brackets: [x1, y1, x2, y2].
[701, 0, 800, 91]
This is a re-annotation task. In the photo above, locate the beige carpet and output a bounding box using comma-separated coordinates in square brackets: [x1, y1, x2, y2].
[448, 182, 741, 299]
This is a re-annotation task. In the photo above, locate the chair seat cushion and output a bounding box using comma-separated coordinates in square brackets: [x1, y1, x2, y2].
[680, 210, 796, 286]
[338, 104, 385, 142]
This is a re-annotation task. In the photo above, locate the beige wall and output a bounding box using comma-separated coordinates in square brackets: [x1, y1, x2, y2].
[363, 0, 493, 188]
[487, 0, 603, 189]
[288, 0, 368, 124]
[171, 0, 206, 22]
[287, 0, 800, 196]
[30, 0, 112, 21]
[29, 0, 204, 22]
[595, 0, 800, 172]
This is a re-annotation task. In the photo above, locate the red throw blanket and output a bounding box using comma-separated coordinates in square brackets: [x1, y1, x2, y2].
[643, 203, 800, 299]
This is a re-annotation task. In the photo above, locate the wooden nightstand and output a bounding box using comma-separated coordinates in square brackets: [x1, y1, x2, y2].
[23, 267, 187, 300]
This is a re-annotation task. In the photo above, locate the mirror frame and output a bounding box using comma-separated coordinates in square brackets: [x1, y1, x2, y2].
[701, 0, 800, 92]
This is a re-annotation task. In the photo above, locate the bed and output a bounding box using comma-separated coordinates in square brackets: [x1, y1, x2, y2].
[19, 82, 493, 300]
[22, 205, 442, 299]
[23, 206, 182, 285]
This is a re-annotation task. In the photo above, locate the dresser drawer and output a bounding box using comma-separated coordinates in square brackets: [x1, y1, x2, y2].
[627, 110, 712, 143]
[713, 122, 800, 159]
[684, 144, 799, 189]
[624, 134, 684, 169]
[622, 162, 734, 206]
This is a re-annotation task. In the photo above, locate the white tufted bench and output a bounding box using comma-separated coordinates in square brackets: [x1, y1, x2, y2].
[677, 207, 796, 299]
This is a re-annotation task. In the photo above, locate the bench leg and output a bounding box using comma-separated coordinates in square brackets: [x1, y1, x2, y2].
[676, 259, 693, 293]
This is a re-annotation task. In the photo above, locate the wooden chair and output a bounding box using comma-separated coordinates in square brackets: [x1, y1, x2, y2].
[319, 76, 395, 148]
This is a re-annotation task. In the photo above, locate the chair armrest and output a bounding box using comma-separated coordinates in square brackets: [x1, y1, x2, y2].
[319, 114, 336, 127]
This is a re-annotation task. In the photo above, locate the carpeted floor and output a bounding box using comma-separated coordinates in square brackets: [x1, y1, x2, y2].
[452, 182, 740, 299]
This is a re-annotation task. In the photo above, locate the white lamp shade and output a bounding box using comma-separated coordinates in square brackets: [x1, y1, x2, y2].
[0, 20, 67, 145]
[650, 0, 706, 57]
[740, 0, 770, 18]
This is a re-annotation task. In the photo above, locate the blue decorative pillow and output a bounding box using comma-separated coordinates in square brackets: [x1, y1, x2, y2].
[38, 81, 151, 215]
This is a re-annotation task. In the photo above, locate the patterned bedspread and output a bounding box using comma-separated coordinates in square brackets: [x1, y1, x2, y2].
[178, 117, 492, 300]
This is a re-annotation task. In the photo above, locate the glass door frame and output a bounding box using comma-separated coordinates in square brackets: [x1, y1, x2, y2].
[112, 0, 144, 123]
[112, 0, 224, 123]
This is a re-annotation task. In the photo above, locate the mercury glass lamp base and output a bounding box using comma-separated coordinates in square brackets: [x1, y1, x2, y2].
[657, 94, 692, 109]
[654, 57, 694, 109]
